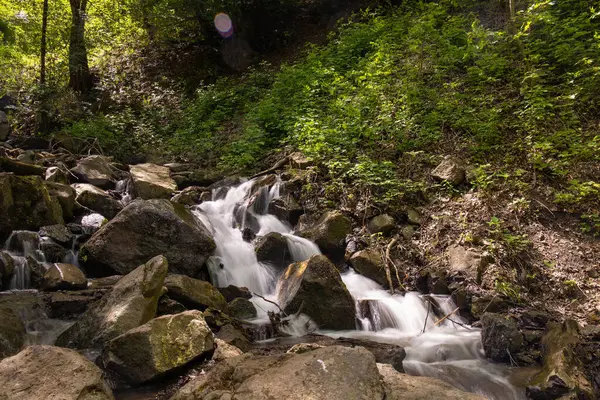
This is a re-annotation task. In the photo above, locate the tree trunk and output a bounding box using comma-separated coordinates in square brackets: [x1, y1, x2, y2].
[68, 0, 92, 94]
[40, 0, 48, 85]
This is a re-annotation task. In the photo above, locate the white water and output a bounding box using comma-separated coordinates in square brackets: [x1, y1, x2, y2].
[189, 177, 527, 400]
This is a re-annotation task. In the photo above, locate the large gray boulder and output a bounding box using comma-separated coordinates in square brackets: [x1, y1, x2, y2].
[0, 345, 114, 400]
[73, 183, 123, 220]
[0, 157, 45, 176]
[431, 156, 465, 185]
[299, 211, 352, 262]
[56, 255, 168, 349]
[481, 313, 524, 362]
[0, 174, 63, 239]
[130, 163, 178, 199]
[80, 199, 216, 276]
[368, 214, 396, 235]
[0, 307, 25, 360]
[164, 274, 227, 311]
[377, 363, 485, 399]
[99, 310, 214, 385]
[170, 346, 384, 400]
[277, 255, 355, 330]
[70, 155, 116, 189]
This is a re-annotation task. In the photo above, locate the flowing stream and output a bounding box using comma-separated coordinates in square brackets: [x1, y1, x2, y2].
[192, 177, 527, 400]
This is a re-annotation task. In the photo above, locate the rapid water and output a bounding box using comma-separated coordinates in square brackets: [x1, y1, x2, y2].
[191, 177, 527, 400]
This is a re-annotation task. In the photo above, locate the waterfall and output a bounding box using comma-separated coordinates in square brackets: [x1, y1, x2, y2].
[3, 231, 48, 290]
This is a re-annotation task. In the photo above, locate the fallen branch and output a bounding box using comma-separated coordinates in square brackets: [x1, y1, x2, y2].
[250, 156, 290, 179]
[422, 299, 431, 333]
[252, 292, 287, 316]
[385, 238, 406, 292]
[434, 307, 459, 326]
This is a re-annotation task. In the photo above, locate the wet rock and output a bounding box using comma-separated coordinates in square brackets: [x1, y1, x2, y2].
[70, 155, 115, 189]
[130, 163, 178, 199]
[0, 252, 14, 288]
[39, 224, 73, 245]
[164, 274, 227, 311]
[227, 298, 257, 320]
[0, 345, 114, 399]
[171, 186, 208, 206]
[368, 214, 396, 235]
[45, 166, 69, 184]
[5, 230, 40, 253]
[99, 310, 214, 385]
[481, 313, 524, 362]
[38, 239, 69, 263]
[268, 196, 304, 226]
[212, 338, 243, 362]
[0, 156, 45, 176]
[203, 308, 233, 331]
[349, 249, 402, 289]
[0, 174, 63, 239]
[171, 346, 384, 400]
[446, 245, 488, 281]
[218, 285, 252, 302]
[527, 320, 593, 399]
[80, 199, 216, 277]
[277, 255, 355, 330]
[56, 255, 168, 349]
[42, 263, 87, 291]
[470, 296, 510, 319]
[299, 211, 352, 262]
[255, 232, 292, 271]
[378, 363, 485, 399]
[44, 181, 76, 220]
[73, 183, 123, 220]
[0, 307, 25, 360]
[431, 156, 465, 185]
[87, 275, 122, 290]
[575, 325, 600, 397]
[216, 323, 251, 352]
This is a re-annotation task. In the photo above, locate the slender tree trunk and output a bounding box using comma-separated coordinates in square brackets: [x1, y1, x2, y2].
[68, 0, 92, 93]
[40, 0, 48, 85]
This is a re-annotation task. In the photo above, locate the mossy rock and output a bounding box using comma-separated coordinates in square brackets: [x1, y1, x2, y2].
[0, 306, 25, 360]
[299, 211, 352, 263]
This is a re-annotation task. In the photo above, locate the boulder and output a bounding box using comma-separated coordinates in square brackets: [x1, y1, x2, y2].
[42, 263, 87, 291]
[157, 296, 188, 316]
[216, 323, 251, 352]
[0, 111, 8, 141]
[56, 255, 168, 349]
[99, 310, 214, 385]
[171, 186, 209, 206]
[39, 224, 73, 245]
[255, 232, 292, 271]
[212, 338, 243, 362]
[39, 237, 69, 262]
[45, 166, 69, 184]
[368, 214, 396, 235]
[481, 313, 524, 362]
[0, 307, 25, 359]
[0, 174, 63, 239]
[70, 155, 115, 189]
[227, 298, 257, 319]
[268, 196, 304, 226]
[289, 152, 312, 169]
[349, 249, 402, 289]
[80, 199, 216, 277]
[447, 245, 489, 281]
[575, 325, 600, 397]
[0, 345, 114, 399]
[0, 252, 14, 287]
[299, 211, 352, 262]
[171, 346, 384, 400]
[277, 255, 355, 330]
[431, 156, 465, 185]
[0, 156, 45, 176]
[527, 320, 593, 399]
[218, 285, 252, 302]
[377, 363, 485, 399]
[164, 274, 227, 311]
[44, 181, 76, 220]
[43, 290, 105, 319]
[130, 163, 178, 199]
[73, 183, 123, 220]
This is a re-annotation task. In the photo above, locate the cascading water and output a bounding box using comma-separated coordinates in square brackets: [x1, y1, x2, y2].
[190, 177, 528, 400]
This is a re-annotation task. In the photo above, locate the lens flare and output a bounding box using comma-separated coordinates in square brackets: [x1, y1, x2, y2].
[214, 13, 233, 38]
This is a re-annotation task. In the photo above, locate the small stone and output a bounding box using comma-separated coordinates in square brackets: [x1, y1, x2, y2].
[367, 214, 396, 235]
[431, 156, 466, 185]
[227, 298, 257, 320]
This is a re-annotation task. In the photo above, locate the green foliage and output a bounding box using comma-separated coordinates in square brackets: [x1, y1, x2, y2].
[495, 280, 521, 303]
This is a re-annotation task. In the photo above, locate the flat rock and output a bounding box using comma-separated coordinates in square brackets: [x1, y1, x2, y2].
[70, 155, 115, 189]
[0, 345, 114, 399]
[42, 263, 87, 291]
[164, 274, 227, 311]
[73, 183, 123, 220]
[131, 163, 178, 199]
